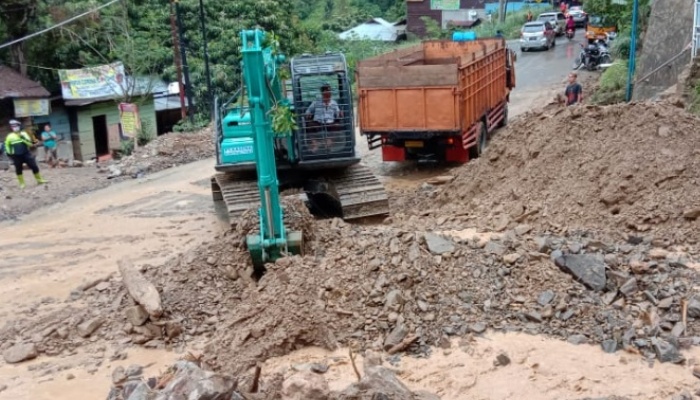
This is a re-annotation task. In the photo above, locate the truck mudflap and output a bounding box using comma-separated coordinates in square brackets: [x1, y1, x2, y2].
[211, 163, 389, 225]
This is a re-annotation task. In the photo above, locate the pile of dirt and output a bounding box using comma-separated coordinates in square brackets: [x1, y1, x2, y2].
[4, 194, 700, 379]
[394, 101, 700, 241]
[106, 128, 214, 178]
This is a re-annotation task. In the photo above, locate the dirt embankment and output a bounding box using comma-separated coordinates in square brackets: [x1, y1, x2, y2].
[0, 129, 214, 222]
[2, 100, 700, 399]
[393, 101, 700, 241]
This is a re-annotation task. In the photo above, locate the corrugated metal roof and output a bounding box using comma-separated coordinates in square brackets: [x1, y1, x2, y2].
[0, 65, 50, 99]
[339, 18, 400, 41]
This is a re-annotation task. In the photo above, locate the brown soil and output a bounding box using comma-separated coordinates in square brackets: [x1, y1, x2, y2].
[3, 100, 700, 399]
[393, 101, 700, 241]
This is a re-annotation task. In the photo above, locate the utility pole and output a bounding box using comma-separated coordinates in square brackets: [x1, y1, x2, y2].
[169, 0, 186, 120]
[198, 0, 213, 121]
[625, 0, 639, 102]
[175, 0, 195, 123]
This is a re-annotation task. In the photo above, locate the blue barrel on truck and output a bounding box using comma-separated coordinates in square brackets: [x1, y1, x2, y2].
[452, 31, 477, 41]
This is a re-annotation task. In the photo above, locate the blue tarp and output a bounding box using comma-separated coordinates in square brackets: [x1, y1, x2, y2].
[484, 2, 551, 13]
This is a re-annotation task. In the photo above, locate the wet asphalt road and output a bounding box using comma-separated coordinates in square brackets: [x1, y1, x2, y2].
[505, 30, 600, 117]
[507, 30, 587, 92]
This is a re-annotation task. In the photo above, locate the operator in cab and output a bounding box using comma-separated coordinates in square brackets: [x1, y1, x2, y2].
[304, 83, 344, 153]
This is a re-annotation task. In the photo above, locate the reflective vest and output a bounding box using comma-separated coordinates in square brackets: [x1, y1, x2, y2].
[4, 131, 33, 156]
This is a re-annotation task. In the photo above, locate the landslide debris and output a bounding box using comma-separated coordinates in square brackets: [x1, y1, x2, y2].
[103, 128, 214, 178]
[393, 101, 700, 241]
[2, 101, 700, 396]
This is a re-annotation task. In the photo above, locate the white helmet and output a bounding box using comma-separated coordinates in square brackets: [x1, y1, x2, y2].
[9, 119, 20, 126]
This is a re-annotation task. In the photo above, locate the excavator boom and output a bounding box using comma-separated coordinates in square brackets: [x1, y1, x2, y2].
[237, 29, 302, 268]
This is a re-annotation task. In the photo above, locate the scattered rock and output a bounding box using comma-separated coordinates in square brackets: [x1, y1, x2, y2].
[426, 175, 455, 185]
[154, 361, 236, 399]
[125, 305, 150, 327]
[555, 254, 607, 291]
[683, 208, 700, 220]
[537, 290, 555, 306]
[336, 366, 438, 399]
[494, 353, 511, 366]
[2, 343, 38, 364]
[112, 366, 127, 384]
[601, 339, 617, 353]
[424, 233, 455, 255]
[503, 253, 521, 265]
[281, 370, 330, 400]
[652, 338, 685, 364]
[78, 317, 105, 338]
[118, 259, 163, 318]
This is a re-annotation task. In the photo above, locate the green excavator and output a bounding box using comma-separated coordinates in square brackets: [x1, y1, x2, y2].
[211, 29, 389, 269]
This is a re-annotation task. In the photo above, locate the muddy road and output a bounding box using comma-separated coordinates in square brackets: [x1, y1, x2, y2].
[0, 34, 593, 399]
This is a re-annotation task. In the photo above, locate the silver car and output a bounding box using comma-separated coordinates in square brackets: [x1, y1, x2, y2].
[568, 6, 587, 27]
[519, 21, 556, 52]
[537, 11, 567, 35]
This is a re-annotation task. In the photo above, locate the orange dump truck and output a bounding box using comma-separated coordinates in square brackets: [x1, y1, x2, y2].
[356, 39, 516, 163]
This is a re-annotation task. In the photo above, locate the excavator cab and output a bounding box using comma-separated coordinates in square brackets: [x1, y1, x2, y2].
[290, 53, 357, 163]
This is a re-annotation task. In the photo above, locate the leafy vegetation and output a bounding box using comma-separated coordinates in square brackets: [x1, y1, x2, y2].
[583, 0, 651, 105]
[591, 60, 628, 105]
[0, 0, 406, 124]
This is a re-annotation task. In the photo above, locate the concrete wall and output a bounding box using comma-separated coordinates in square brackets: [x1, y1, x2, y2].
[632, 0, 694, 100]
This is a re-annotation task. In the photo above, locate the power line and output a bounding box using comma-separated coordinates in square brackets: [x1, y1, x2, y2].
[0, 0, 121, 51]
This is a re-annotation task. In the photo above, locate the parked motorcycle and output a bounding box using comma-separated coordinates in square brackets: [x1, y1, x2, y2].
[573, 41, 612, 71]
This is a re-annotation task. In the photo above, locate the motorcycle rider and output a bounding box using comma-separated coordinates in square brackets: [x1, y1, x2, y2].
[566, 15, 576, 35]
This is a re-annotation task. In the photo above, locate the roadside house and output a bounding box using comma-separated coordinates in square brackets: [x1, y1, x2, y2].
[407, 0, 483, 37]
[57, 63, 164, 161]
[0, 65, 50, 138]
[339, 18, 407, 41]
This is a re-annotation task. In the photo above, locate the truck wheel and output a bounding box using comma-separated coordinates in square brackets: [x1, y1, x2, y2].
[469, 122, 488, 159]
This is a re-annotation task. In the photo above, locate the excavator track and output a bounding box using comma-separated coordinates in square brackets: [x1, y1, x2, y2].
[211, 164, 389, 226]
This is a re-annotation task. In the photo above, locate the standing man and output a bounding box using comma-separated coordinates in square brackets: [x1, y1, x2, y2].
[565, 72, 583, 106]
[41, 123, 59, 167]
[4, 119, 47, 189]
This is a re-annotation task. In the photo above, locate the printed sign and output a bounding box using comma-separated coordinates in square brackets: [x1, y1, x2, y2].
[13, 98, 50, 117]
[118, 103, 141, 138]
[58, 63, 125, 100]
[224, 145, 254, 156]
[430, 0, 460, 10]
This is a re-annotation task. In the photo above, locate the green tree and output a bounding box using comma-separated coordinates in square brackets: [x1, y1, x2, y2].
[0, 0, 40, 76]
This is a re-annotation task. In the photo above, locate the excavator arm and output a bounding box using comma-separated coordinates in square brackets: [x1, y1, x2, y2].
[239, 29, 302, 268]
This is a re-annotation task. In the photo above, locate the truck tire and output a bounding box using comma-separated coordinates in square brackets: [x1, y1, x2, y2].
[469, 122, 488, 159]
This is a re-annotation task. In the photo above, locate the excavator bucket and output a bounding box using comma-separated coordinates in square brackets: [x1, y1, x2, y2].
[246, 230, 303, 271]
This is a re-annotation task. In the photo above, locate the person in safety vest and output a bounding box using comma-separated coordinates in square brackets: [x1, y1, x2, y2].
[4, 119, 47, 189]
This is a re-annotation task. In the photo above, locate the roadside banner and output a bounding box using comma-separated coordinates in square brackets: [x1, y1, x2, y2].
[118, 102, 141, 148]
[13, 98, 50, 117]
[430, 0, 459, 10]
[58, 63, 125, 100]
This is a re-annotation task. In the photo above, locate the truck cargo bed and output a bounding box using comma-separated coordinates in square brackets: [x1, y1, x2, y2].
[356, 39, 515, 163]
